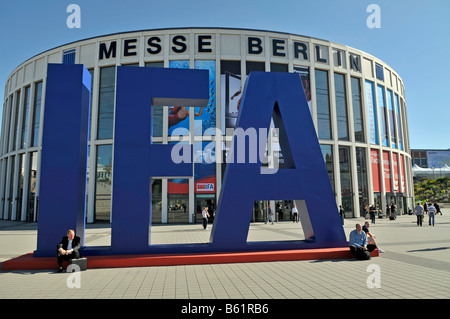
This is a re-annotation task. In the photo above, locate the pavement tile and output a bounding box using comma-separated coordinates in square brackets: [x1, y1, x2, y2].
[1, 207, 450, 304]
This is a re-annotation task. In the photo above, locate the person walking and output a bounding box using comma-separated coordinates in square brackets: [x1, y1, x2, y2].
[292, 204, 299, 223]
[265, 205, 274, 225]
[202, 206, 210, 230]
[339, 205, 344, 225]
[391, 203, 397, 219]
[434, 202, 442, 215]
[369, 204, 377, 224]
[428, 202, 436, 226]
[414, 202, 424, 226]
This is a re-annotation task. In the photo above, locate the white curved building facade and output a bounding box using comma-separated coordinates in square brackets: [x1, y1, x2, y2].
[0, 28, 414, 223]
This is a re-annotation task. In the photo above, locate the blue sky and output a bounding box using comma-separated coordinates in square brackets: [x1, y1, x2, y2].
[1, 0, 449, 149]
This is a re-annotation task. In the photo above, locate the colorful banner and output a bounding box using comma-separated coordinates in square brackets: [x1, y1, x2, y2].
[382, 151, 391, 193]
[427, 150, 450, 168]
[194, 141, 216, 194]
[393, 153, 399, 192]
[220, 61, 242, 130]
[365, 80, 378, 145]
[293, 66, 312, 113]
[370, 149, 381, 192]
[168, 141, 189, 194]
[194, 60, 216, 135]
[400, 154, 406, 193]
[168, 60, 190, 136]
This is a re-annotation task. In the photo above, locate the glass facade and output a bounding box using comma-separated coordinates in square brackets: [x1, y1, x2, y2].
[351, 77, 364, 143]
[0, 29, 411, 223]
[320, 144, 335, 193]
[334, 73, 349, 141]
[387, 89, 397, 148]
[95, 144, 113, 222]
[97, 67, 116, 140]
[21, 87, 30, 149]
[377, 84, 389, 147]
[12, 91, 20, 150]
[31, 82, 42, 147]
[356, 147, 369, 217]
[315, 70, 332, 140]
[339, 146, 353, 217]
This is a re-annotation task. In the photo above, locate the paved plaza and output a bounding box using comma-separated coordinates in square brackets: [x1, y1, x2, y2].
[0, 207, 449, 301]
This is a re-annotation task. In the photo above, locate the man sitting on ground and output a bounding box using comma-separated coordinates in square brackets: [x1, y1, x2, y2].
[56, 229, 81, 273]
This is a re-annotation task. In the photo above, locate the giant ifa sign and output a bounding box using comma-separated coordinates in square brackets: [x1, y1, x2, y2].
[34, 63, 347, 257]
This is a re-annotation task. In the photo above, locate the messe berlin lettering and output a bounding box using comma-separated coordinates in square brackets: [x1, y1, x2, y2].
[98, 35, 361, 70]
[34, 64, 347, 257]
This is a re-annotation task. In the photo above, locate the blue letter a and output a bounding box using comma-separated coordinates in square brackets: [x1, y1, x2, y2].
[210, 72, 347, 250]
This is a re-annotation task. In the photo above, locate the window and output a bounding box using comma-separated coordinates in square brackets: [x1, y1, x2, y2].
[375, 63, 384, 81]
[320, 144, 335, 193]
[315, 70, 332, 140]
[387, 89, 397, 148]
[21, 87, 30, 149]
[63, 49, 76, 64]
[31, 82, 43, 147]
[356, 147, 369, 217]
[97, 67, 116, 140]
[95, 144, 113, 222]
[221, 60, 241, 130]
[270, 63, 288, 72]
[339, 146, 353, 217]
[334, 73, 349, 141]
[351, 77, 365, 143]
[376, 85, 389, 147]
[145, 61, 164, 68]
[12, 91, 20, 150]
[246, 61, 265, 75]
[394, 94, 403, 150]
[145, 62, 164, 137]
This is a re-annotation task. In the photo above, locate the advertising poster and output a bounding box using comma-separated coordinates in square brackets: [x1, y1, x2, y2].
[220, 61, 242, 130]
[194, 141, 216, 194]
[168, 60, 190, 136]
[382, 151, 392, 192]
[365, 81, 378, 145]
[293, 66, 312, 113]
[370, 149, 381, 192]
[168, 141, 189, 194]
[400, 154, 406, 193]
[393, 153, 399, 192]
[194, 60, 216, 136]
[427, 150, 450, 168]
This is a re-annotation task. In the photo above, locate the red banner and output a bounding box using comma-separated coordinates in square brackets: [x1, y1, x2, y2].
[400, 154, 406, 193]
[371, 150, 381, 192]
[393, 153, 399, 192]
[383, 151, 392, 193]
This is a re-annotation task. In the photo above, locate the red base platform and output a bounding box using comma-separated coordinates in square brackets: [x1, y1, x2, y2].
[1, 247, 378, 271]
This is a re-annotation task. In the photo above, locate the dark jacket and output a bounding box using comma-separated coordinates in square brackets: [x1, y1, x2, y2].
[57, 235, 81, 257]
